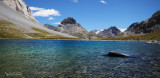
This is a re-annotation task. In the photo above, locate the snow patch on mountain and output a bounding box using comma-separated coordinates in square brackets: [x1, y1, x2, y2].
[96, 29, 104, 34]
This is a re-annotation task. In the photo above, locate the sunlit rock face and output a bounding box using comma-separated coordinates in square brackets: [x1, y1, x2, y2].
[1, 0, 39, 23]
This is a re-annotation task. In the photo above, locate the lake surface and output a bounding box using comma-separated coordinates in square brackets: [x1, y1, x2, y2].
[0, 39, 160, 78]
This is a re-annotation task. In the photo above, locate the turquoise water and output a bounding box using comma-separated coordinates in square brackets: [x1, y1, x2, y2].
[0, 39, 160, 78]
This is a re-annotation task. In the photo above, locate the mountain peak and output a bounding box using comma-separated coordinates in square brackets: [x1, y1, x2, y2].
[61, 17, 77, 25]
[109, 26, 119, 30]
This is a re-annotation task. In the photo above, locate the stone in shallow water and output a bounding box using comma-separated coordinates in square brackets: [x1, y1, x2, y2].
[106, 51, 128, 57]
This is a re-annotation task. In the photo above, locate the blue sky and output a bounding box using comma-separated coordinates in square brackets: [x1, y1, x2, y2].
[24, 0, 160, 31]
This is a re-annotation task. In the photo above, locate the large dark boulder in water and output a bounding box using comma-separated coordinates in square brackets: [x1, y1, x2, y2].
[107, 51, 128, 57]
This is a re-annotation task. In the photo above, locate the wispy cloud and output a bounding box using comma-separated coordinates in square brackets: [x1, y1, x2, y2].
[30, 7, 61, 17]
[53, 22, 61, 25]
[100, 0, 107, 4]
[72, 0, 78, 3]
[48, 17, 54, 20]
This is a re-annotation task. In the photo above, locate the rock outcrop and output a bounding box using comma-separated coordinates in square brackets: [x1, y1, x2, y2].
[106, 51, 128, 57]
[1, 0, 38, 23]
[124, 10, 160, 36]
[98, 26, 121, 38]
[57, 17, 89, 38]
[61, 17, 77, 25]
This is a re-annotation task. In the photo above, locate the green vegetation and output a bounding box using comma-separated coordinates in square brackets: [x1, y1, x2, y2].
[0, 20, 24, 39]
[0, 20, 15, 26]
[101, 30, 160, 40]
[31, 27, 52, 35]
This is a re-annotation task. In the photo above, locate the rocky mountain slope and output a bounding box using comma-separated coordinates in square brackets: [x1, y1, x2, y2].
[98, 26, 121, 38]
[124, 10, 160, 36]
[44, 24, 58, 31]
[56, 17, 89, 38]
[1, 0, 38, 23]
[0, 0, 76, 39]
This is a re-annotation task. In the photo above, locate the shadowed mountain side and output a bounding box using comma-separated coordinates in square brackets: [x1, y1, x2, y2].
[123, 10, 160, 36]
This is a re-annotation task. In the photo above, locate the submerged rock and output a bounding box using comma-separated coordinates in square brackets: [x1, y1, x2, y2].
[106, 51, 128, 57]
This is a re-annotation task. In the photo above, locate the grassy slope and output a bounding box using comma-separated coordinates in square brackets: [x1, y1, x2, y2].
[0, 20, 78, 39]
[101, 30, 160, 40]
[0, 20, 25, 38]
[27, 27, 77, 39]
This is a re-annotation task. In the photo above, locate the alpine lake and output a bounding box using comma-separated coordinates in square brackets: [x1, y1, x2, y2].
[0, 39, 160, 78]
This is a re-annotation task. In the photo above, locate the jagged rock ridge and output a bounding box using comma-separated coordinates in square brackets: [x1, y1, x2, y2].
[124, 10, 160, 36]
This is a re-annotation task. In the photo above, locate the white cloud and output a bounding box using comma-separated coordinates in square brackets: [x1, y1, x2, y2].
[73, 0, 78, 3]
[48, 17, 54, 20]
[30, 7, 61, 17]
[53, 22, 61, 25]
[32, 9, 60, 17]
[119, 28, 127, 32]
[30, 7, 44, 11]
[100, 0, 107, 4]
